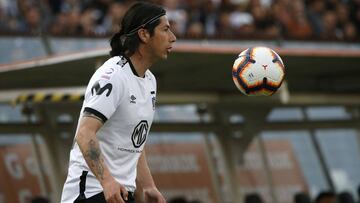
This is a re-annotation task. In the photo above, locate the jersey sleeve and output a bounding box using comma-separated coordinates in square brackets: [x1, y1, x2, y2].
[83, 71, 125, 123]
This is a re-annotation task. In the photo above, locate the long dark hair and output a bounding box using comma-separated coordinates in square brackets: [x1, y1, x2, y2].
[109, 2, 166, 57]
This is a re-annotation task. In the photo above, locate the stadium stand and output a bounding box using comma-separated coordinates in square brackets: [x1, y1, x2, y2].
[0, 0, 358, 41]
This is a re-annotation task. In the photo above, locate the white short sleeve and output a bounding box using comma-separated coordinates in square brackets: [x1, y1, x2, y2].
[83, 70, 124, 123]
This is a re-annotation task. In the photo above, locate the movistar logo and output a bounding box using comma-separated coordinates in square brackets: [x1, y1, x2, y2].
[91, 81, 113, 97]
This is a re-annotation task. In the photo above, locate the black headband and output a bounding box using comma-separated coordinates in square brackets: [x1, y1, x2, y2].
[125, 12, 165, 37]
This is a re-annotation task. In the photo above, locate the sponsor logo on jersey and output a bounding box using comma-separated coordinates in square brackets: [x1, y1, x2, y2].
[117, 56, 128, 67]
[117, 147, 142, 153]
[131, 120, 148, 148]
[91, 81, 113, 97]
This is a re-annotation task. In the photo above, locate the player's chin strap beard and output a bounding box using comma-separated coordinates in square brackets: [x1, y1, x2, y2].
[120, 12, 165, 46]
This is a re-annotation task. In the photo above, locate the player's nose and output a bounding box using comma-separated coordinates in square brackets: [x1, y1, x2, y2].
[170, 30, 176, 43]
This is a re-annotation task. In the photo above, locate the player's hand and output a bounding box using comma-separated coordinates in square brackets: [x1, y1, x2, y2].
[102, 177, 128, 203]
[143, 187, 166, 203]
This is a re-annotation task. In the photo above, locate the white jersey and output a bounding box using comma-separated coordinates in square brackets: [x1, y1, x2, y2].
[61, 56, 157, 203]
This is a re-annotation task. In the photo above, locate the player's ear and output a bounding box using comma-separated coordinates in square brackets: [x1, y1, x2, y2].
[138, 28, 150, 43]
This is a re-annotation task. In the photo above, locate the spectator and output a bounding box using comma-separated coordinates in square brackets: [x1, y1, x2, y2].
[251, 3, 280, 38]
[163, 0, 187, 37]
[186, 21, 205, 38]
[285, 0, 313, 39]
[101, 2, 128, 34]
[306, 0, 326, 37]
[349, 0, 360, 34]
[49, 12, 69, 35]
[217, 11, 236, 37]
[244, 193, 264, 203]
[273, 0, 293, 37]
[0, 0, 22, 32]
[336, 3, 350, 29]
[31, 196, 49, 203]
[229, 3, 254, 36]
[23, 6, 42, 34]
[49, 9, 82, 36]
[202, 0, 218, 37]
[169, 196, 188, 203]
[294, 192, 312, 203]
[320, 10, 340, 40]
[59, 0, 82, 13]
[315, 191, 337, 203]
[79, 8, 98, 36]
[338, 191, 356, 203]
[343, 22, 357, 41]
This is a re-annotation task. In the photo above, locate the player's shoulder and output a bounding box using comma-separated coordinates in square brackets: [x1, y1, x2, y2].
[95, 56, 130, 80]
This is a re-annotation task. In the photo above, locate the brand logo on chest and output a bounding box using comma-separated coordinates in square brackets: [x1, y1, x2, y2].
[130, 95, 136, 104]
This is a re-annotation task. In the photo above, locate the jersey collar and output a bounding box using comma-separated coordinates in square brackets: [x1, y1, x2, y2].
[123, 55, 147, 78]
[123, 55, 140, 77]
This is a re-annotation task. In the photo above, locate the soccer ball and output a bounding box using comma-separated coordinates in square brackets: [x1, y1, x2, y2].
[232, 46, 285, 96]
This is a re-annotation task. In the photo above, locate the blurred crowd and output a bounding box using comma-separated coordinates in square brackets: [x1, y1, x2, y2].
[246, 190, 360, 203]
[162, 188, 360, 203]
[0, 0, 359, 41]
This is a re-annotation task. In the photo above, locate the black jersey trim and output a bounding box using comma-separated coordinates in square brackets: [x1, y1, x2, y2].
[74, 170, 88, 202]
[123, 55, 140, 77]
[84, 107, 108, 123]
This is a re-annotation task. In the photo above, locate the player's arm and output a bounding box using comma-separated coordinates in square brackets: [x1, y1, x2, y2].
[75, 114, 128, 203]
[136, 150, 166, 203]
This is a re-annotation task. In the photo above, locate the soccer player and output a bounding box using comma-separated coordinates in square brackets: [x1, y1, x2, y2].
[61, 2, 176, 203]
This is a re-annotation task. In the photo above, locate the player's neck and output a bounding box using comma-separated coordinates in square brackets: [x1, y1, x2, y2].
[129, 50, 155, 78]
